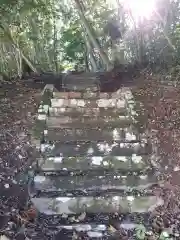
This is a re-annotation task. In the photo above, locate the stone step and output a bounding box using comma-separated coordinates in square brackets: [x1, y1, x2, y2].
[43, 127, 139, 142]
[40, 141, 151, 157]
[30, 194, 164, 215]
[65, 78, 97, 84]
[30, 86, 161, 219]
[52, 86, 133, 98]
[50, 98, 126, 108]
[64, 84, 98, 91]
[37, 155, 152, 172]
[45, 224, 115, 239]
[41, 223, 144, 239]
[66, 73, 97, 78]
[32, 171, 157, 195]
[49, 107, 127, 118]
[52, 92, 128, 99]
[46, 116, 132, 129]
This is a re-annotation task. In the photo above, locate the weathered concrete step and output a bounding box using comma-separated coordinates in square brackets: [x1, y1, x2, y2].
[46, 116, 132, 129]
[50, 99, 126, 108]
[32, 171, 157, 195]
[37, 155, 152, 172]
[65, 75, 97, 81]
[64, 84, 98, 91]
[53, 92, 128, 99]
[31, 194, 164, 215]
[40, 142, 151, 157]
[66, 74, 97, 79]
[49, 107, 127, 118]
[44, 222, 149, 239]
[44, 127, 139, 142]
[65, 78, 97, 84]
[49, 224, 118, 239]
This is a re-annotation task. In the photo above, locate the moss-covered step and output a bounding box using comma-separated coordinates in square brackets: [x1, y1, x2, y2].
[30, 194, 164, 215]
[43, 126, 140, 142]
[48, 107, 127, 118]
[40, 141, 151, 158]
[37, 154, 154, 172]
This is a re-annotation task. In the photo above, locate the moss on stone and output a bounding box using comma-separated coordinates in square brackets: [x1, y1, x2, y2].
[32, 119, 46, 139]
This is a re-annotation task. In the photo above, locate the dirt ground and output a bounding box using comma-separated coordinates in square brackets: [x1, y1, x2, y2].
[1, 75, 180, 238]
[0, 81, 42, 238]
[133, 75, 180, 216]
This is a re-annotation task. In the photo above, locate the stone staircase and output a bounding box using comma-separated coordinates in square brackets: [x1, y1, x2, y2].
[30, 81, 163, 238]
[62, 72, 99, 91]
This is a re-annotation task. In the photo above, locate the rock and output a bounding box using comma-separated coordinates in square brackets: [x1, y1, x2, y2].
[0, 235, 10, 240]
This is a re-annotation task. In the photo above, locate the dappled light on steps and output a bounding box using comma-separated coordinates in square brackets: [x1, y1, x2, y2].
[30, 81, 163, 238]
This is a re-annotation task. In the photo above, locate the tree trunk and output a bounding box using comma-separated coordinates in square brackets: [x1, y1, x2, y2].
[114, 0, 126, 64]
[0, 24, 38, 73]
[128, 11, 143, 63]
[21, 51, 37, 72]
[14, 48, 22, 79]
[74, 0, 112, 70]
[85, 52, 89, 71]
[88, 51, 97, 71]
[53, 10, 58, 72]
[79, 19, 98, 72]
[85, 37, 97, 71]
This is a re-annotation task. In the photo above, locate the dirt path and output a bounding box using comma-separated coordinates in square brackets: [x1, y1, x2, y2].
[133, 75, 180, 216]
[0, 81, 41, 237]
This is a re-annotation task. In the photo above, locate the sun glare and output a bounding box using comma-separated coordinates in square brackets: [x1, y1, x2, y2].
[124, 0, 156, 20]
[109, 0, 156, 21]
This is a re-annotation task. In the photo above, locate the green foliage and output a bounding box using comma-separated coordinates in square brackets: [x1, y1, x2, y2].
[0, 0, 180, 78]
[135, 224, 146, 240]
[60, 22, 85, 64]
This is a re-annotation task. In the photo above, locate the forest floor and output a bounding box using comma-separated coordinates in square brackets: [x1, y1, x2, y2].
[0, 81, 42, 239]
[133, 74, 180, 215]
[0, 73, 180, 239]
